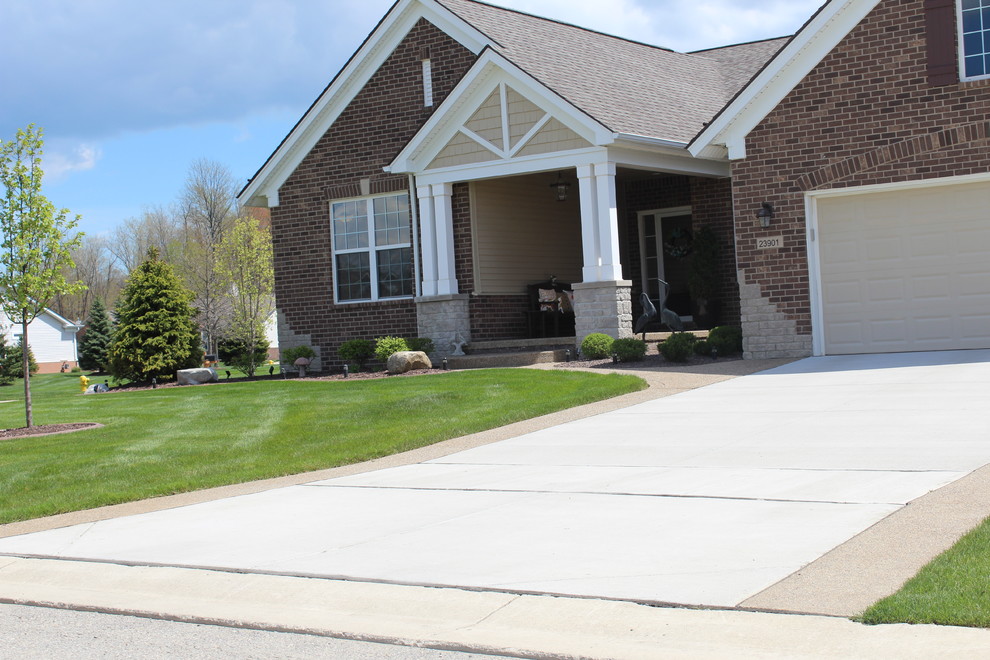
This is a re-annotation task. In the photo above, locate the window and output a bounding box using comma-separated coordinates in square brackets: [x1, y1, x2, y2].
[331, 193, 414, 302]
[960, 0, 990, 79]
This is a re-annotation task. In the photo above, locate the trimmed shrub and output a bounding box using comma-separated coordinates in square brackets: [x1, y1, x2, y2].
[218, 335, 270, 377]
[282, 345, 316, 365]
[374, 336, 409, 364]
[337, 339, 375, 371]
[693, 339, 712, 356]
[581, 333, 614, 359]
[708, 326, 743, 356]
[658, 332, 697, 362]
[612, 337, 647, 362]
[405, 337, 435, 355]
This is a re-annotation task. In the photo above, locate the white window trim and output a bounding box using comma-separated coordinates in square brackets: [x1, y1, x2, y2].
[330, 192, 414, 305]
[958, 0, 990, 82]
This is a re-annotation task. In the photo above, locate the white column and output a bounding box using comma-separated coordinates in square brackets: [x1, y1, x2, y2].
[432, 182, 458, 296]
[594, 162, 623, 282]
[417, 185, 438, 297]
[577, 164, 600, 283]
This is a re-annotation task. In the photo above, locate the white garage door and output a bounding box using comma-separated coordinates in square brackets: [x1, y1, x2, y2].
[817, 180, 990, 354]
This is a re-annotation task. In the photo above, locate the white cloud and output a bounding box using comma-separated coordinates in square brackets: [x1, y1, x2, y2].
[43, 142, 102, 182]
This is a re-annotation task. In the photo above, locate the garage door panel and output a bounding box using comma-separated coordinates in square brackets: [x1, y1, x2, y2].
[818, 180, 990, 354]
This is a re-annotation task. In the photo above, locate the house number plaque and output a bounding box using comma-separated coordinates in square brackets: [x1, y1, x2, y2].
[756, 235, 783, 250]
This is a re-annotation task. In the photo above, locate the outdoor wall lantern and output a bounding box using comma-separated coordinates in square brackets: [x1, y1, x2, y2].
[550, 172, 571, 202]
[756, 201, 774, 228]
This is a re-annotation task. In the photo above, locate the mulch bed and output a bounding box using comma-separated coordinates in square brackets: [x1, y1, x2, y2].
[0, 423, 103, 439]
[558, 349, 740, 371]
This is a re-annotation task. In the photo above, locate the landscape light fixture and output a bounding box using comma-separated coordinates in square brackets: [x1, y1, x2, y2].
[756, 201, 774, 228]
[550, 171, 571, 202]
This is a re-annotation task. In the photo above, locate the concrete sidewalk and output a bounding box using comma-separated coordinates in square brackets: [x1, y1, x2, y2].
[2, 351, 990, 658]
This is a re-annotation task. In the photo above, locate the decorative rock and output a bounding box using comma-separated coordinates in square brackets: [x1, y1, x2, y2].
[386, 351, 432, 375]
[177, 368, 218, 385]
[294, 357, 311, 377]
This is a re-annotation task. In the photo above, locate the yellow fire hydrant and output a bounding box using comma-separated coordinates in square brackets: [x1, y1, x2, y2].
[79, 375, 90, 393]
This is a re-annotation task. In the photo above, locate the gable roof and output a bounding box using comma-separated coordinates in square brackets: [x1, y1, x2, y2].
[689, 0, 879, 160]
[239, 0, 793, 207]
[434, 0, 781, 144]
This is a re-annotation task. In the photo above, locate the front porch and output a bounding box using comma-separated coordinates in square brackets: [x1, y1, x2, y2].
[413, 167, 738, 356]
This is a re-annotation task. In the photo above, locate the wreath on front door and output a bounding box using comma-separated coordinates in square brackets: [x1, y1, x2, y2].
[663, 228, 693, 258]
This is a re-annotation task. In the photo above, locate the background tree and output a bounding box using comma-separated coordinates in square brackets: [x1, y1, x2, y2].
[0, 125, 85, 427]
[78, 297, 113, 372]
[108, 247, 201, 382]
[52, 236, 125, 323]
[177, 159, 238, 355]
[216, 216, 274, 377]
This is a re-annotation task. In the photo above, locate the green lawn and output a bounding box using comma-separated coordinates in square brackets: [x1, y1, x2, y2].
[0, 369, 645, 524]
[859, 517, 990, 627]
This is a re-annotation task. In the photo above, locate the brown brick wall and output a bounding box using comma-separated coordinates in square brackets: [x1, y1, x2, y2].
[731, 0, 990, 356]
[270, 19, 476, 368]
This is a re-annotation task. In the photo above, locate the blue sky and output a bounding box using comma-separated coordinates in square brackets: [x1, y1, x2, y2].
[1, 0, 824, 238]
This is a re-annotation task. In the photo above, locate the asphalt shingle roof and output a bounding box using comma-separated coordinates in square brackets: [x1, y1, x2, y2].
[436, 0, 788, 143]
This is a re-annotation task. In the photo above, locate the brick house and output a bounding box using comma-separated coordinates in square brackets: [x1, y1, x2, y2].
[240, 0, 990, 368]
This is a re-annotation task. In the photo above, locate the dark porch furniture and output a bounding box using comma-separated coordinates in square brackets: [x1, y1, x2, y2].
[525, 280, 575, 338]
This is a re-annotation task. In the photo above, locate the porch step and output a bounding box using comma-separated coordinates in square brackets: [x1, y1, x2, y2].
[446, 348, 570, 370]
[467, 337, 576, 352]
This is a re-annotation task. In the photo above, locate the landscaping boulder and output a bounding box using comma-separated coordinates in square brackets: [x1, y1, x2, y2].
[387, 351, 432, 374]
[177, 367, 218, 385]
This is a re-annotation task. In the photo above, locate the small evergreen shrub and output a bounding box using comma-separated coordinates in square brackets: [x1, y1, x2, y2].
[337, 339, 375, 371]
[693, 339, 712, 356]
[708, 326, 743, 355]
[405, 337, 435, 355]
[282, 345, 316, 365]
[658, 332, 697, 362]
[581, 333, 614, 359]
[374, 336, 409, 364]
[612, 337, 647, 362]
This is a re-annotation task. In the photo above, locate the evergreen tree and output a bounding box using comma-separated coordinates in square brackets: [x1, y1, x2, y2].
[0, 336, 38, 381]
[78, 297, 112, 372]
[108, 247, 202, 382]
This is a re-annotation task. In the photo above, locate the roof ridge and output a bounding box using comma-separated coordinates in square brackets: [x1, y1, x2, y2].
[434, 0, 679, 54]
[688, 35, 792, 56]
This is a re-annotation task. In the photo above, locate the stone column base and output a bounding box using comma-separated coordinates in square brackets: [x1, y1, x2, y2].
[572, 280, 633, 347]
[416, 294, 471, 358]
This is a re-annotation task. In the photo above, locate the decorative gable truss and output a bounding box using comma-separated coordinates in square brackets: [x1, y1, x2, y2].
[428, 82, 592, 170]
[388, 48, 613, 182]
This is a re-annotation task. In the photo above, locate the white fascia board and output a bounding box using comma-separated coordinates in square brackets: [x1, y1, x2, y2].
[688, 0, 879, 161]
[41, 307, 80, 332]
[413, 147, 608, 186]
[237, 0, 492, 208]
[388, 48, 614, 173]
[608, 145, 731, 178]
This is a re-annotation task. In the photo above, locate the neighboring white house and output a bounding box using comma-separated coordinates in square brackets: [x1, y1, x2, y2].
[0, 307, 81, 373]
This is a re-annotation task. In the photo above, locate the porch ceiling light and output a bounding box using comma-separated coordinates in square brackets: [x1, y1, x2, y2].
[756, 201, 774, 228]
[550, 171, 571, 202]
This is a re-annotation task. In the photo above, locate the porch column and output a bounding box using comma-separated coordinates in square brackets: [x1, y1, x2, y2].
[417, 184, 438, 297]
[432, 182, 458, 295]
[577, 164, 600, 282]
[593, 162, 623, 281]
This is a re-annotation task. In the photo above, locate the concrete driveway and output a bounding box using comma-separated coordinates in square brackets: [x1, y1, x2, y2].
[1, 350, 989, 610]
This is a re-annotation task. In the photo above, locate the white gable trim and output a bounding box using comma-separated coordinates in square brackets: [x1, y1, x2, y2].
[689, 0, 880, 161]
[237, 0, 492, 208]
[387, 48, 614, 174]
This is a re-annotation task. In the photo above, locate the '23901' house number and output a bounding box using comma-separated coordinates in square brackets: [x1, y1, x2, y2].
[756, 235, 783, 250]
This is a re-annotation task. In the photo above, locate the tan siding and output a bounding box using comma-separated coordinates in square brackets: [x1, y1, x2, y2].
[506, 87, 545, 149]
[429, 131, 500, 169]
[515, 118, 591, 157]
[472, 174, 583, 294]
[464, 89, 503, 149]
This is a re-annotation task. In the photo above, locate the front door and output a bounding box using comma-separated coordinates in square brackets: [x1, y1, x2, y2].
[639, 207, 693, 318]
